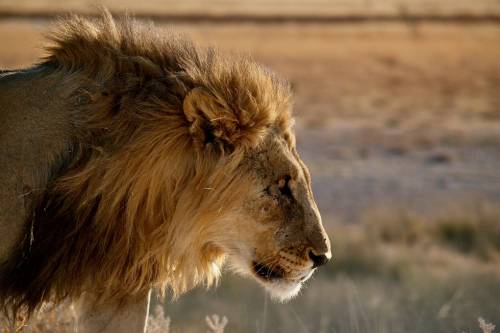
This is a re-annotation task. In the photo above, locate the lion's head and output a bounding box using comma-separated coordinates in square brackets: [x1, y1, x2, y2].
[0, 12, 331, 320]
[182, 88, 331, 301]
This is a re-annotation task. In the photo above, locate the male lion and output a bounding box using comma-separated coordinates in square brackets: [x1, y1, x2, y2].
[0, 11, 331, 333]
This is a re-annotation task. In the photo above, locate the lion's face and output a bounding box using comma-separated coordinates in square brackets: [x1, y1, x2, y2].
[182, 79, 329, 300]
[214, 132, 331, 301]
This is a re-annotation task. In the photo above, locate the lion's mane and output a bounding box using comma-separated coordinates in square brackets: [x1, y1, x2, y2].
[0, 11, 292, 320]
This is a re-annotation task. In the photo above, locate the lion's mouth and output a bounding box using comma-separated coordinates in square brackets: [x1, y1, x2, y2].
[252, 261, 285, 281]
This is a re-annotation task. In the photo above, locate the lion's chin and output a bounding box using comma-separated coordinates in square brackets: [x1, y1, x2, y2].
[227, 256, 311, 302]
[261, 279, 303, 302]
[250, 261, 313, 302]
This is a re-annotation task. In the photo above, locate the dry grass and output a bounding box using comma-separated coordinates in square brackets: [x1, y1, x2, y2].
[333, 204, 500, 279]
[361, 203, 500, 261]
[479, 317, 496, 333]
[1, 305, 227, 333]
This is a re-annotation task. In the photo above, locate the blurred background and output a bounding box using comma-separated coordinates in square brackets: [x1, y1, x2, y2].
[1, 1, 499, 332]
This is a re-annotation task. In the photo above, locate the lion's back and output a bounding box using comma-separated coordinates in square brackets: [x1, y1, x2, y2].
[0, 66, 72, 263]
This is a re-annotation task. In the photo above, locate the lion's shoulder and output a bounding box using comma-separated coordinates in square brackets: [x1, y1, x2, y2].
[0, 67, 74, 262]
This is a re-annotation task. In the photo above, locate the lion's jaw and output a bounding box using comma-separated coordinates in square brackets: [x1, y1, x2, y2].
[226, 249, 314, 302]
[251, 261, 316, 302]
[224, 232, 326, 301]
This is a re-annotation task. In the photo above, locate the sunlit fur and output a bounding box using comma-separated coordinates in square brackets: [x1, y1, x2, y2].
[0, 11, 293, 323]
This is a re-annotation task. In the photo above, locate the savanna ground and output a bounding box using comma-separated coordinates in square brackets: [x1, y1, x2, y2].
[1, 1, 499, 332]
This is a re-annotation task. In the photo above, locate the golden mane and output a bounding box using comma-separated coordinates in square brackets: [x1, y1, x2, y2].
[0, 10, 292, 321]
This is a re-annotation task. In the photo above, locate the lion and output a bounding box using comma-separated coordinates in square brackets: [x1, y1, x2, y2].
[0, 11, 331, 333]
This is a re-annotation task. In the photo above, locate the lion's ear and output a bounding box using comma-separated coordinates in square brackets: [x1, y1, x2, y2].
[183, 87, 243, 152]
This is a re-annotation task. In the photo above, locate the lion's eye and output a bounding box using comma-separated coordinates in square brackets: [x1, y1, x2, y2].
[264, 175, 293, 199]
[277, 175, 293, 198]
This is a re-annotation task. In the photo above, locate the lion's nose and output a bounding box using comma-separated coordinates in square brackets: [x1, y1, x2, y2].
[308, 249, 330, 268]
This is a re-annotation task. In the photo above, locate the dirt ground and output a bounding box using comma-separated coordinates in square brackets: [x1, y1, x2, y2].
[2, 19, 499, 224]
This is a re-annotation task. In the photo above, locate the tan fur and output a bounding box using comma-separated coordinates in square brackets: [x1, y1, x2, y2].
[0, 10, 330, 327]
